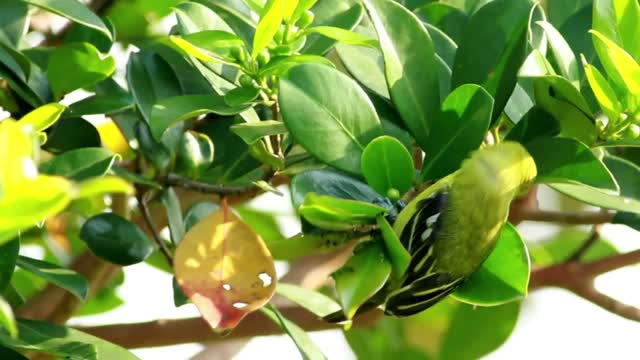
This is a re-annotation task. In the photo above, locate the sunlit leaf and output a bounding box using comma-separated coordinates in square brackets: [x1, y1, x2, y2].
[174, 203, 277, 330]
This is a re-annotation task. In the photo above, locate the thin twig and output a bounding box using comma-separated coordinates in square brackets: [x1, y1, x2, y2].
[137, 192, 173, 266]
[567, 224, 602, 262]
[518, 209, 614, 225]
[164, 172, 273, 196]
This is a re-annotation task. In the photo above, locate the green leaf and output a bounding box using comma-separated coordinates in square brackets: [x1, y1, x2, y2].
[258, 54, 334, 77]
[414, 3, 468, 44]
[46, 42, 115, 100]
[0, 240, 19, 293]
[299, 193, 387, 231]
[526, 137, 618, 191]
[452, 0, 531, 124]
[452, 224, 529, 306]
[582, 55, 622, 123]
[16, 256, 88, 300]
[424, 23, 457, 69]
[0, 297, 16, 338]
[291, 0, 318, 23]
[440, 302, 521, 359]
[377, 216, 410, 279]
[505, 107, 561, 144]
[0, 319, 138, 359]
[39, 148, 117, 181]
[231, 120, 288, 145]
[603, 155, 640, 200]
[18, 103, 65, 132]
[66, 94, 133, 117]
[0, 2, 29, 48]
[302, 0, 363, 55]
[223, 86, 260, 107]
[110, 167, 161, 190]
[590, 30, 640, 96]
[253, 0, 285, 59]
[334, 241, 391, 319]
[150, 94, 249, 141]
[279, 64, 383, 175]
[305, 26, 378, 48]
[361, 136, 414, 196]
[536, 21, 580, 86]
[184, 202, 220, 232]
[260, 305, 325, 360]
[290, 169, 380, 209]
[161, 188, 185, 245]
[421, 84, 493, 181]
[76, 284, 125, 317]
[22, 0, 112, 42]
[43, 117, 101, 153]
[276, 283, 342, 317]
[363, 0, 440, 151]
[74, 176, 133, 199]
[593, 0, 640, 62]
[550, 182, 640, 214]
[79, 213, 154, 266]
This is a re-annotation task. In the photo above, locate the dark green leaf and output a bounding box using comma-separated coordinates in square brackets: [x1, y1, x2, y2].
[0, 240, 19, 293]
[300, 193, 387, 231]
[172, 277, 189, 307]
[421, 84, 493, 181]
[80, 213, 154, 266]
[184, 202, 220, 232]
[414, 3, 468, 44]
[279, 64, 383, 175]
[0, 319, 138, 360]
[150, 94, 249, 140]
[231, 120, 288, 145]
[453, 223, 529, 305]
[160, 188, 185, 245]
[333, 241, 391, 319]
[440, 302, 521, 359]
[526, 137, 618, 191]
[42, 117, 101, 153]
[15, 256, 88, 300]
[0, 345, 27, 359]
[22, 0, 112, 41]
[0, 2, 29, 48]
[361, 136, 414, 196]
[223, 86, 260, 107]
[452, 0, 531, 124]
[290, 169, 380, 209]
[63, 16, 115, 53]
[505, 107, 561, 144]
[46, 42, 115, 100]
[234, 206, 284, 243]
[377, 216, 410, 278]
[66, 94, 133, 117]
[603, 155, 640, 200]
[39, 148, 117, 181]
[364, 0, 440, 151]
[276, 283, 342, 317]
[0, 297, 16, 338]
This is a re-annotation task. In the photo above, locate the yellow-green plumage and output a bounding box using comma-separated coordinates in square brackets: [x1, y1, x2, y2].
[384, 142, 537, 316]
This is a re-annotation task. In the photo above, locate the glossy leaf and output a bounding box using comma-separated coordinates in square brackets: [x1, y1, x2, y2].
[174, 204, 277, 330]
[80, 213, 154, 266]
[175, 131, 215, 179]
[150, 94, 249, 141]
[582, 55, 622, 123]
[593, 0, 640, 62]
[290, 169, 380, 209]
[0, 296, 16, 338]
[452, 224, 529, 306]
[305, 26, 378, 48]
[377, 215, 410, 279]
[161, 187, 185, 245]
[18, 103, 65, 132]
[603, 155, 640, 200]
[333, 241, 391, 319]
[66, 93, 133, 117]
[231, 120, 288, 145]
[0, 2, 28, 48]
[0, 240, 19, 292]
[276, 283, 342, 317]
[441, 302, 521, 359]
[279, 64, 383, 175]
[39, 148, 117, 181]
[0, 319, 138, 359]
[16, 256, 88, 300]
[505, 107, 561, 144]
[302, 0, 363, 55]
[260, 305, 325, 360]
[364, 0, 440, 151]
[414, 3, 468, 44]
[47, 42, 115, 100]
[224, 86, 260, 107]
[22, 0, 112, 41]
[299, 193, 387, 231]
[550, 183, 640, 214]
[452, 0, 531, 124]
[421, 84, 493, 181]
[43, 117, 101, 153]
[253, 0, 285, 59]
[361, 136, 414, 197]
[258, 54, 334, 77]
[590, 30, 640, 96]
[526, 137, 617, 191]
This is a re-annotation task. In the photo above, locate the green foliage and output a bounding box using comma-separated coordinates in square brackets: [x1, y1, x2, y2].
[1, 0, 640, 358]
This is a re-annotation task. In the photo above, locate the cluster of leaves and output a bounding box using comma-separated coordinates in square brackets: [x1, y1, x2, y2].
[0, 0, 640, 359]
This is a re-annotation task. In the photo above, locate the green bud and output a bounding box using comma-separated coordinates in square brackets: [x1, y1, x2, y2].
[623, 124, 640, 139]
[274, 26, 285, 44]
[230, 46, 246, 63]
[239, 74, 254, 87]
[297, 10, 315, 28]
[290, 35, 307, 53]
[270, 45, 292, 57]
[387, 188, 401, 201]
[257, 50, 271, 67]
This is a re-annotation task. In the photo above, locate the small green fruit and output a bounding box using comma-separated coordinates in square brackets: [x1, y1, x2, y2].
[623, 124, 640, 139]
[298, 10, 315, 28]
[239, 74, 254, 87]
[387, 188, 401, 201]
[230, 46, 246, 63]
[257, 50, 271, 67]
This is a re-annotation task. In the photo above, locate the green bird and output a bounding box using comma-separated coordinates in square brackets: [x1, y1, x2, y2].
[380, 141, 537, 316]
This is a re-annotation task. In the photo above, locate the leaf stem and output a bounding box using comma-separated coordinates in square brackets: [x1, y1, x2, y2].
[137, 192, 173, 266]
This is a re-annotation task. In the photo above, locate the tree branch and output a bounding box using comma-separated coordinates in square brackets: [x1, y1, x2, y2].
[74, 307, 381, 349]
[137, 192, 173, 266]
[518, 209, 614, 225]
[164, 172, 273, 196]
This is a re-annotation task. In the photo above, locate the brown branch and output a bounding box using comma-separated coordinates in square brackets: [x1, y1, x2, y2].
[518, 209, 614, 225]
[137, 192, 173, 266]
[164, 172, 272, 196]
[74, 307, 381, 349]
[568, 282, 640, 322]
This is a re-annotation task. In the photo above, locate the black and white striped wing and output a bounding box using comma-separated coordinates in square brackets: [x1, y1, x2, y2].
[384, 273, 462, 317]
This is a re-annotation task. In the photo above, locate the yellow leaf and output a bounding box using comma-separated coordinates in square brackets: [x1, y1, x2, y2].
[174, 202, 277, 330]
